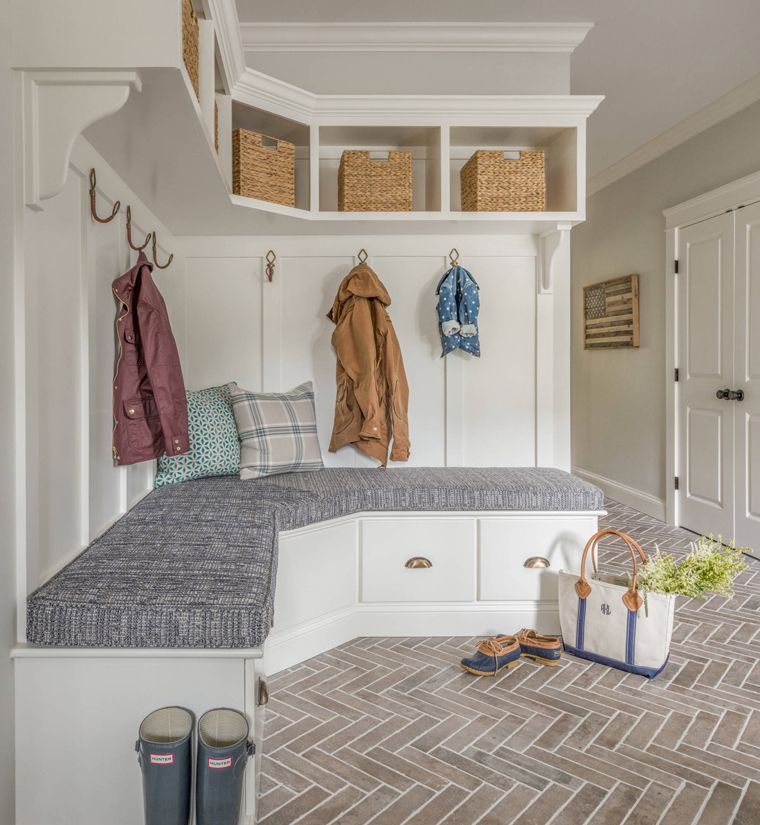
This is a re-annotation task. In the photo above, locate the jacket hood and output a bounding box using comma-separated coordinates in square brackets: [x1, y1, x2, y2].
[328, 263, 392, 322]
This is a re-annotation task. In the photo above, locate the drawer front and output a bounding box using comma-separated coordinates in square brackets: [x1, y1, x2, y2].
[479, 517, 597, 602]
[361, 518, 476, 603]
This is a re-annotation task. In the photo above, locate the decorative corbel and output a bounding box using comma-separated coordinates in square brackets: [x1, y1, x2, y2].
[23, 70, 142, 210]
[537, 226, 570, 295]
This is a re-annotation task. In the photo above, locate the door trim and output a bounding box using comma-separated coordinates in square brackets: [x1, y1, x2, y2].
[664, 170, 760, 526]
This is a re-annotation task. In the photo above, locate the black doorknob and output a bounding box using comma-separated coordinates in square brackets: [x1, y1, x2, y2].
[728, 389, 745, 401]
[716, 388, 730, 400]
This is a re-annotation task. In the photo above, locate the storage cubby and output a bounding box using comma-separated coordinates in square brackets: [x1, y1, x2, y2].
[230, 103, 311, 212]
[318, 126, 442, 213]
[449, 126, 578, 214]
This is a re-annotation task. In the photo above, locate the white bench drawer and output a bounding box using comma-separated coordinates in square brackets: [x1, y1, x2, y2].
[361, 518, 476, 603]
[479, 517, 595, 602]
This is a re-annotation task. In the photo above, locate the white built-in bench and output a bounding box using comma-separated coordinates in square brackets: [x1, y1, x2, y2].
[14, 468, 603, 825]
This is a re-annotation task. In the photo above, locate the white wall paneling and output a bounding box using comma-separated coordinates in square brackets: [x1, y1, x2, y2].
[15, 136, 176, 642]
[171, 234, 569, 471]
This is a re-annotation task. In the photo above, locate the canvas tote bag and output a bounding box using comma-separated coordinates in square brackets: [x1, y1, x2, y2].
[558, 529, 675, 678]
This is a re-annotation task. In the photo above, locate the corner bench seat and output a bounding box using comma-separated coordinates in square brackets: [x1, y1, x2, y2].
[26, 468, 603, 649]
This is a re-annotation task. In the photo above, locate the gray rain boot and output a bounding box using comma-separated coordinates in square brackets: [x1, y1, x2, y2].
[135, 706, 194, 825]
[196, 708, 254, 825]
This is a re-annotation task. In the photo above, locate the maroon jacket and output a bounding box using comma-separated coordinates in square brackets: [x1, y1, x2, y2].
[112, 252, 189, 465]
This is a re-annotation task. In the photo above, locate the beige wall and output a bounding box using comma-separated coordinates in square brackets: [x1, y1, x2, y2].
[0, 0, 16, 821]
[571, 99, 760, 513]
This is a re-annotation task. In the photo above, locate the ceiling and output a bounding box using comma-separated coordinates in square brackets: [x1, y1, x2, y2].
[235, 0, 760, 182]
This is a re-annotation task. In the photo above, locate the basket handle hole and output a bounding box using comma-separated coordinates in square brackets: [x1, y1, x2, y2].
[261, 136, 279, 149]
[369, 151, 391, 161]
[502, 150, 522, 161]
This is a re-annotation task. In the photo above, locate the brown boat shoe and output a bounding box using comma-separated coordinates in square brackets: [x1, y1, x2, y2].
[515, 628, 562, 666]
[460, 635, 521, 676]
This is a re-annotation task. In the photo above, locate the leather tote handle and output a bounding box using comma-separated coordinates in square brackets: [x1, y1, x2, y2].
[575, 529, 647, 612]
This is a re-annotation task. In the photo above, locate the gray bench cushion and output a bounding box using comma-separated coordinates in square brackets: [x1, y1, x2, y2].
[26, 468, 603, 649]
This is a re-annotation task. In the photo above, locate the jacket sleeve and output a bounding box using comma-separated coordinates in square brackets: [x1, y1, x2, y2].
[437, 274, 460, 337]
[139, 305, 189, 456]
[332, 299, 383, 440]
[386, 325, 410, 462]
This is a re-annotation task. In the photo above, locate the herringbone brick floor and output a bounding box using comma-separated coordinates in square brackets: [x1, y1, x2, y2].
[258, 501, 760, 825]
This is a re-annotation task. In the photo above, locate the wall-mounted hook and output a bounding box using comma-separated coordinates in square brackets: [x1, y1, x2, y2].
[126, 206, 152, 251]
[265, 250, 276, 282]
[151, 233, 174, 270]
[449, 248, 460, 267]
[89, 168, 120, 223]
[357, 248, 368, 263]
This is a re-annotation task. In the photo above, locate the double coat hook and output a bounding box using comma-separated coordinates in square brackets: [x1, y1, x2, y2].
[152, 233, 174, 270]
[89, 169, 120, 223]
[126, 206, 152, 251]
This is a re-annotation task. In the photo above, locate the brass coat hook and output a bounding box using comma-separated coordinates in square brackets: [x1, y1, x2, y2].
[449, 248, 460, 267]
[89, 168, 120, 224]
[357, 248, 368, 263]
[126, 206, 152, 251]
[151, 233, 174, 270]
[265, 250, 276, 282]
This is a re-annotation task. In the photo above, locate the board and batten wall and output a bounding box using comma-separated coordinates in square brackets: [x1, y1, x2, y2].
[170, 235, 569, 471]
[572, 99, 760, 519]
[15, 137, 178, 641]
[1, 1, 17, 819]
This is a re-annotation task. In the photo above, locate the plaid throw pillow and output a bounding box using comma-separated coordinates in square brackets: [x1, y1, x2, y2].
[229, 381, 324, 480]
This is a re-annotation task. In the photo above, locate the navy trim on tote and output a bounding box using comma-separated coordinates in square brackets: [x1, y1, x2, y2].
[561, 642, 669, 679]
[576, 597, 587, 650]
[625, 610, 637, 666]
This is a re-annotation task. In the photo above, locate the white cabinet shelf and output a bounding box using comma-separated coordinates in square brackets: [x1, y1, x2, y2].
[15, 0, 602, 235]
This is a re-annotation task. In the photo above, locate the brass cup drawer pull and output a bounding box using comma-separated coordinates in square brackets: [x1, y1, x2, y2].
[405, 557, 433, 569]
[524, 556, 550, 569]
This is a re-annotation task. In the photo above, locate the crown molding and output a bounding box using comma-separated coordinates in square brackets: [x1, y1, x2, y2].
[234, 67, 603, 124]
[206, 0, 246, 91]
[588, 72, 760, 196]
[240, 21, 593, 54]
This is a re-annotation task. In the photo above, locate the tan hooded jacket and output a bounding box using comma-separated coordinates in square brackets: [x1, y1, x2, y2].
[327, 262, 410, 465]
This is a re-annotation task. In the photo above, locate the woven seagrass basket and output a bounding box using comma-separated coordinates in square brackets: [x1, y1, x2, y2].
[232, 129, 296, 207]
[460, 149, 545, 212]
[182, 0, 199, 100]
[338, 150, 413, 212]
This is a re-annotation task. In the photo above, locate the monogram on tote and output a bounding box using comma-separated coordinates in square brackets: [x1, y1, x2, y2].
[558, 529, 675, 678]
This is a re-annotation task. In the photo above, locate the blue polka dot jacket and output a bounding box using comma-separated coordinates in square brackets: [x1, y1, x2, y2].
[436, 265, 481, 357]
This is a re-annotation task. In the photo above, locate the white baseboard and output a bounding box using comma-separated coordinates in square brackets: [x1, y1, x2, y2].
[262, 603, 561, 676]
[572, 466, 666, 521]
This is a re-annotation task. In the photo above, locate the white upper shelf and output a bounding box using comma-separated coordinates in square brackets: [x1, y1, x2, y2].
[12, 0, 604, 235]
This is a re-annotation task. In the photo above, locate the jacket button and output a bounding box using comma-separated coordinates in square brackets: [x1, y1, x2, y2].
[174, 438, 180, 444]
[128, 408, 135, 416]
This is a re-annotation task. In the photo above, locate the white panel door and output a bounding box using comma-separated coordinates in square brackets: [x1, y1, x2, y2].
[734, 201, 760, 551]
[678, 212, 734, 539]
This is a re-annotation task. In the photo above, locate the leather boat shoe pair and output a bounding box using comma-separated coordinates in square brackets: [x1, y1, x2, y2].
[460, 629, 561, 676]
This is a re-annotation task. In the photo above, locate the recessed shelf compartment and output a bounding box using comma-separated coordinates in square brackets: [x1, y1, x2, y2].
[230, 102, 311, 211]
[318, 126, 442, 213]
[449, 125, 578, 214]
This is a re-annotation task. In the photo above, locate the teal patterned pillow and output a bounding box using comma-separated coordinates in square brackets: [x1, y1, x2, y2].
[155, 385, 240, 487]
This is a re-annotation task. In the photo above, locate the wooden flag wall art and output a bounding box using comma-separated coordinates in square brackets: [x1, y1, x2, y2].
[583, 274, 640, 349]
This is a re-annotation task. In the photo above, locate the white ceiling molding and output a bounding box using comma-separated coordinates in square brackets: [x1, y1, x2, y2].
[588, 72, 760, 197]
[240, 22, 593, 54]
[206, 0, 246, 92]
[234, 67, 603, 124]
